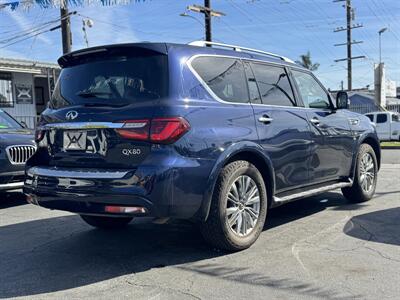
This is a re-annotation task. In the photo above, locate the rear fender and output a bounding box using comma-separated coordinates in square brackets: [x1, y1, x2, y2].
[196, 141, 275, 222]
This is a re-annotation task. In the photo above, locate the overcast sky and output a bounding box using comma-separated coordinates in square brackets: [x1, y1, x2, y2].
[0, 0, 399, 90]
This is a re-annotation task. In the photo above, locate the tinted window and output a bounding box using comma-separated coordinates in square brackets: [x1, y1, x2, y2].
[51, 54, 168, 109]
[292, 70, 330, 109]
[377, 114, 387, 123]
[191, 57, 249, 103]
[365, 114, 374, 122]
[0, 110, 22, 129]
[244, 62, 261, 104]
[392, 114, 400, 122]
[250, 63, 295, 106]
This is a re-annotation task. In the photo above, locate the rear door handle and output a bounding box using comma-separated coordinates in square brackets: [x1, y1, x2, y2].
[258, 116, 273, 124]
[310, 118, 320, 125]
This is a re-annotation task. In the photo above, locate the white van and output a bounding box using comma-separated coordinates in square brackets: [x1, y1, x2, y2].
[365, 111, 400, 141]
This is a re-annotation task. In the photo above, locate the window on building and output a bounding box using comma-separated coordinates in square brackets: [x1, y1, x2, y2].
[191, 57, 249, 103]
[250, 63, 295, 107]
[0, 73, 13, 107]
[376, 114, 387, 123]
[292, 70, 331, 109]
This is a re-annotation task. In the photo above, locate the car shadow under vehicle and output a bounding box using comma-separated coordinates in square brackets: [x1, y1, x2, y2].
[0, 191, 362, 299]
[0, 191, 27, 209]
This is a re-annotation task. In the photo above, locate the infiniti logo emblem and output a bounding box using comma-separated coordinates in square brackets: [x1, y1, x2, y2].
[66, 110, 78, 121]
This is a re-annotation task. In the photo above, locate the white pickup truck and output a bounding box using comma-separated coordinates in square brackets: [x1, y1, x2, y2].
[365, 111, 400, 141]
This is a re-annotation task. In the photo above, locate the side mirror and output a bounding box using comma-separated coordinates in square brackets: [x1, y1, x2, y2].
[336, 91, 349, 109]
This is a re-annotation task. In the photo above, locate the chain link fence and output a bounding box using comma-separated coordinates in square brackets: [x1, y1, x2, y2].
[349, 104, 400, 115]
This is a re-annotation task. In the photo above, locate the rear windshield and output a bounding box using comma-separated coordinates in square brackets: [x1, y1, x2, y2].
[0, 110, 22, 129]
[51, 54, 168, 109]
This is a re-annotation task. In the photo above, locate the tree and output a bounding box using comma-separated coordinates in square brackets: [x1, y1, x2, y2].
[295, 51, 320, 71]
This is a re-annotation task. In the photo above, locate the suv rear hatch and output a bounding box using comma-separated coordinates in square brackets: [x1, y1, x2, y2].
[37, 44, 187, 169]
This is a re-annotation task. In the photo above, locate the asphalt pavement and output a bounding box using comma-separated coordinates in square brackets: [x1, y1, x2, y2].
[0, 150, 399, 299]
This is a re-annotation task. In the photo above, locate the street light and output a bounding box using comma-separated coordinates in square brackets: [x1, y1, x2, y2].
[378, 27, 387, 64]
[179, 12, 204, 27]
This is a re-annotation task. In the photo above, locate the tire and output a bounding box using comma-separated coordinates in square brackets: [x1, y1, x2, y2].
[200, 160, 268, 251]
[342, 143, 378, 203]
[80, 215, 133, 229]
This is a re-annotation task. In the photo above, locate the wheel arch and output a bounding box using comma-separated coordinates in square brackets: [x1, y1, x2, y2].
[360, 135, 381, 170]
[196, 143, 275, 222]
[349, 134, 381, 180]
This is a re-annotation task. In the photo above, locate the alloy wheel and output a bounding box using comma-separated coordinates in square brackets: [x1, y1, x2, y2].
[226, 175, 261, 236]
[359, 152, 375, 193]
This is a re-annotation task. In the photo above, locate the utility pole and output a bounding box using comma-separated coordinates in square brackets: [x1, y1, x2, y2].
[204, 0, 211, 42]
[378, 27, 387, 64]
[333, 0, 365, 91]
[60, 0, 72, 54]
[187, 1, 225, 42]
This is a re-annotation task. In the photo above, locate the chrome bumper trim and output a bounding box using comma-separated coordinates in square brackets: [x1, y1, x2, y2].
[26, 166, 130, 179]
[0, 181, 24, 191]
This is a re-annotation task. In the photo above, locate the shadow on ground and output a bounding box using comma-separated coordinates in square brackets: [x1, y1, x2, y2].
[0, 191, 27, 209]
[344, 207, 400, 246]
[0, 191, 362, 299]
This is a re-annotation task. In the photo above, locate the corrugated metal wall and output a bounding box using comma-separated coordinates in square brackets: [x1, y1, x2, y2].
[2, 72, 37, 128]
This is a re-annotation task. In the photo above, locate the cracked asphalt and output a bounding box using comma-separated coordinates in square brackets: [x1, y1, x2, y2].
[1, 150, 399, 299]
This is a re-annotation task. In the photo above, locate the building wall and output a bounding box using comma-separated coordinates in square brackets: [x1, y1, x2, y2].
[2, 72, 37, 128]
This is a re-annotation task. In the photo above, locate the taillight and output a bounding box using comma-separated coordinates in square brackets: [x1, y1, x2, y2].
[150, 117, 190, 143]
[115, 117, 190, 144]
[115, 120, 150, 141]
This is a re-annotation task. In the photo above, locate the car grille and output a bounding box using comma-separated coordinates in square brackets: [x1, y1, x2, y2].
[6, 145, 36, 165]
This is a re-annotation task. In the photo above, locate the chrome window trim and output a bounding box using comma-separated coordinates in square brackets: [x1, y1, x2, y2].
[186, 54, 311, 111]
[27, 166, 129, 179]
[6, 145, 37, 165]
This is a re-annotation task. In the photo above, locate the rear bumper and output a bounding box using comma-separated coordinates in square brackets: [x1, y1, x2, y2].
[24, 159, 214, 219]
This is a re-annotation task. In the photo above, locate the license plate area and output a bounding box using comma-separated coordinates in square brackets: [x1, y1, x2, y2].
[63, 130, 88, 151]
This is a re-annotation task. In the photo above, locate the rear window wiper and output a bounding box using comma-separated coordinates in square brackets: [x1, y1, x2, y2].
[76, 91, 113, 98]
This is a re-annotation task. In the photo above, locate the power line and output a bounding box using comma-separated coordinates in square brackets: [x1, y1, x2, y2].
[0, 11, 76, 49]
[0, 11, 76, 45]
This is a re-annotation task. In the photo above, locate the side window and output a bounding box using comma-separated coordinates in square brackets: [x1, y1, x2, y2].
[250, 63, 295, 107]
[365, 114, 374, 122]
[292, 70, 331, 109]
[244, 62, 262, 104]
[191, 57, 249, 103]
[392, 114, 400, 122]
[376, 114, 387, 123]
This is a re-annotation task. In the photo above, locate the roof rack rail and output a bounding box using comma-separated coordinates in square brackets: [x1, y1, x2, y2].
[188, 40, 295, 63]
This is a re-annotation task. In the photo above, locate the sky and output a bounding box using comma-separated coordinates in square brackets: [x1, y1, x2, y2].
[0, 0, 399, 90]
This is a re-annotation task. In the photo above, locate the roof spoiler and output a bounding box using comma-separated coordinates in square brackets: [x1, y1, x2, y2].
[58, 43, 168, 68]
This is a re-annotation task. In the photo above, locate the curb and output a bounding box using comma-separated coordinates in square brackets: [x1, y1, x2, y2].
[381, 146, 400, 150]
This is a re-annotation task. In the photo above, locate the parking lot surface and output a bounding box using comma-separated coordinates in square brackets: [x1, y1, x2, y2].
[1, 152, 399, 299]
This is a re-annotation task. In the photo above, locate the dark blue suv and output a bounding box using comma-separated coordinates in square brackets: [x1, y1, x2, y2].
[24, 41, 380, 251]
